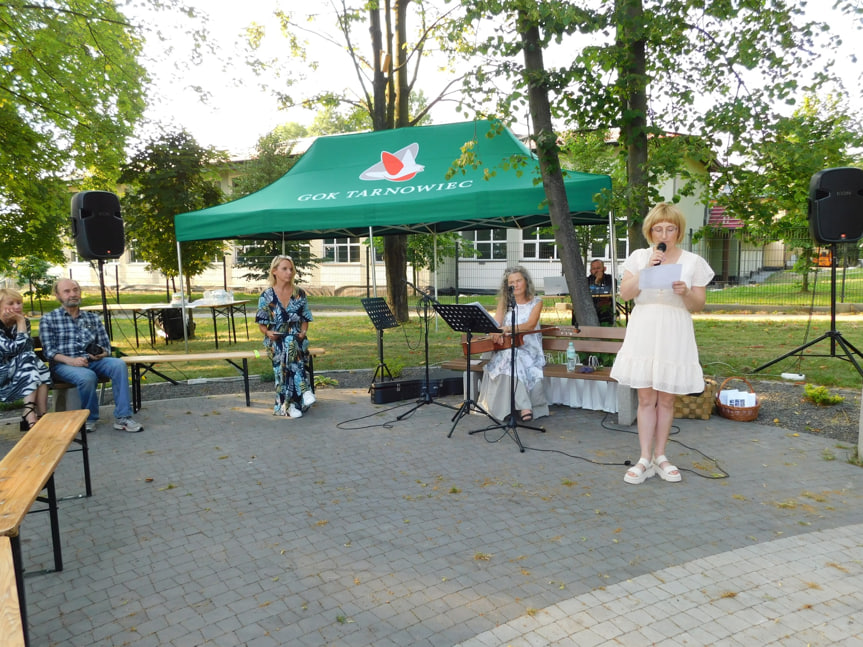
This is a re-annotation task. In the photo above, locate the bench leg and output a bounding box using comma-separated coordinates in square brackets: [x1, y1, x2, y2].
[77, 423, 92, 497]
[46, 476, 62, 573]
[617, 385, 637, 426]
[61, 423, 92, 500]
[31, 476, 63, 574]
[10, 535, 29, 647]
[242, 359, 250, 407]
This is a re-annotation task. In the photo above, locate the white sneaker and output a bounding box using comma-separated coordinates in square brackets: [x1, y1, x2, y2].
[113, 417, 143, 432]
[287, 404, 303, 418]
[302, 390, 316, 407]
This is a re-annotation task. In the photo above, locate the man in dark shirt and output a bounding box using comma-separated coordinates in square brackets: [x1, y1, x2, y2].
[587, 259, 615, 325]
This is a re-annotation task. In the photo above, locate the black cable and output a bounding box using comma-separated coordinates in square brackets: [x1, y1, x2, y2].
[335, 399, 424, 430]
[598, 411, 729, 479]
[471, 411, 730, 477]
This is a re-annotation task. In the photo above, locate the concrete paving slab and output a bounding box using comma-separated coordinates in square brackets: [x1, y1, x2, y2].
[2, 385, 862, 646]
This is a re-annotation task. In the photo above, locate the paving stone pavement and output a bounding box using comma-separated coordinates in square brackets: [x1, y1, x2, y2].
[3, 385, 862, 646]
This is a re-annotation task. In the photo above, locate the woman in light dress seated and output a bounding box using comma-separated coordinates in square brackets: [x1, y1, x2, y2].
[477, 266, 548, 422]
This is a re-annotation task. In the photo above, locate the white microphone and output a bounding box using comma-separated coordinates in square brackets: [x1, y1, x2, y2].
[654, 242, 666, 266]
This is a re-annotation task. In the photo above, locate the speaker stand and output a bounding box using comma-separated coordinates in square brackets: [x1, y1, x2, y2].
[754, 243, 863, 378]
[96, 259, 112, 340]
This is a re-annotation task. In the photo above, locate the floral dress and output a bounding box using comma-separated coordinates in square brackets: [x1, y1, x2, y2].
[256, 287, 314, 415]
[477, 297, 548, 421]
[0, 320, 51, 403]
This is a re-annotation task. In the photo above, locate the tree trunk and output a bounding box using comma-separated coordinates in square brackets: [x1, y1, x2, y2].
[384, 234, 409, 321]
[381, 0, 411, 322]
[369, 6, 387, 130]
[618, 0, 650, 249]
[520, 18, 597, 326]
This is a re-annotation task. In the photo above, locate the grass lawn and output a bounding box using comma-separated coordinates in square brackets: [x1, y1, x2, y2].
[23, 292, 863, 392]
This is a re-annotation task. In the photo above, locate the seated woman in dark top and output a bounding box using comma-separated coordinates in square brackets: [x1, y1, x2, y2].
[0, 288, 51, 430]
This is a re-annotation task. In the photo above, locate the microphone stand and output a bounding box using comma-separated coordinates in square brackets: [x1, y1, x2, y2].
[396, 281, 456, 420]
[472, 288, 544, 452]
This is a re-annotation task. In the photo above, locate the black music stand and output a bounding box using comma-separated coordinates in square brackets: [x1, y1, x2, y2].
[433, 303, 503, 437]
[361, 297, 400, 387]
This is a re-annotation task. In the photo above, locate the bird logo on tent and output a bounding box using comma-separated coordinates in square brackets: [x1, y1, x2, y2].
[359, 143, 424, 182]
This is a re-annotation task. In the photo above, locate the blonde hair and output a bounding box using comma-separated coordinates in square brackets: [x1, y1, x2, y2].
[643, 202, 686, 245]
[267, 255, 295, 287]
[0, 288, 23, 307]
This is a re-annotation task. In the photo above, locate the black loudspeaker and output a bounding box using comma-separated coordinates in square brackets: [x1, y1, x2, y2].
[808, 167, 863, 244]
[70, 191, 125, 260]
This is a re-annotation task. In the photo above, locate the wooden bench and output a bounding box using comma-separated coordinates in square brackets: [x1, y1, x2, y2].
[0, 409, 90, 647]
[0, 536, 25, 647]
[440, 325, 636, 425]
[120, 347, 326, 413]
[31, 336, 110, 412]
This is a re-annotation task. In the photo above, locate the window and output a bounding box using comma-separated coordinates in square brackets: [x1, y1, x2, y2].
[522, 226, 558, 259]
[462, 229, 507, 260]
[323, 237, 361, 263]
[128, 243, 144, 263]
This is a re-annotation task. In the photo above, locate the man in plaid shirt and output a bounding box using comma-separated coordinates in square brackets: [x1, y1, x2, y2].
[40, 279, 143, 433]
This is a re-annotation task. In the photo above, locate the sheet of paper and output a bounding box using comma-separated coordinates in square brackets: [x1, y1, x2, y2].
[466, 301, 502, 331]
[639, 264, 682, 290]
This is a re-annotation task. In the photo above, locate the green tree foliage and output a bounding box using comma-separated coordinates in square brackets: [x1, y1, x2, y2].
[231, 125, 307, 198]
[119, 131, 227, 291]
[447, 0, 848, 242]
[13, 256, 53, 315]
[712, 95, 863, 290]
[308, 106, 372, 136]
[244, 1, 460, 321]
[0, 0, 148, 264]
[0, 178, 68, 273]
[231, 124, 319, 284]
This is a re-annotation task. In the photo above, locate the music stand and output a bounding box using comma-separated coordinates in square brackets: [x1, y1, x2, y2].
[361, 297, 400, 387]
[432, 303, 502, 437]
[472, 298, 545, 452]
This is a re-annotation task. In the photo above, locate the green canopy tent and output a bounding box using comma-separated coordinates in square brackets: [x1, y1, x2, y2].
[174, 119, 612, 242]
[171, 120, 614, 346]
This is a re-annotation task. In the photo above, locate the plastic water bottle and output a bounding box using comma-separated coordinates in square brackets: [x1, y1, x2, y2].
[566, 341, 576, 372]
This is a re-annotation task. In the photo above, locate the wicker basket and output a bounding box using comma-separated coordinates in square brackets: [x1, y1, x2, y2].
[673, 378, 717, 420]
[715, 376, 760, 422]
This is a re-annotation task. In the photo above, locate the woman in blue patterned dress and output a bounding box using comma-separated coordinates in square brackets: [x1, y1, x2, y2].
[256, 256, 315, 419]
[477, 266, 548, 422]
[0, 288, 51, 430]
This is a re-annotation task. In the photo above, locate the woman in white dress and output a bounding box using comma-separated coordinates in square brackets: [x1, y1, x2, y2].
[477, 266, 548, 422]
[610, 203, 715, 484]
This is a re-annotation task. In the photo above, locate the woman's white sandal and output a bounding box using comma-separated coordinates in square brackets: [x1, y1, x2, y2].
[653, 455, 682, 482]
[624, 457, 655, 484]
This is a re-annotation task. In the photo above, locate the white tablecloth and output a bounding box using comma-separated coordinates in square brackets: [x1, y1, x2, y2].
[543, 377, 618, 413]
